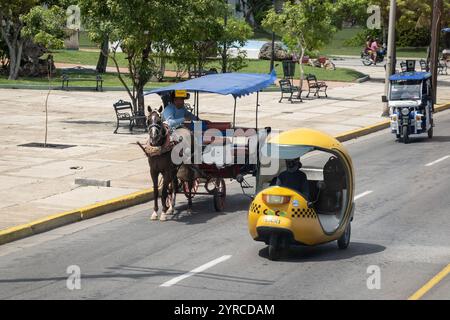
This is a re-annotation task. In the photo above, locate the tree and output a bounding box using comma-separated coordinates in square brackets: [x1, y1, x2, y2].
[219, 16, 254, 73]
[0, 1, 65, 80]
[263, 0, 337, 89]
[79, 0, 186, 118]
[170, 0, 227, 74]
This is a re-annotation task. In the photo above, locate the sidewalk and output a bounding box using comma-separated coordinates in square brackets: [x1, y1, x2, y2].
[0, 81, 449, 232]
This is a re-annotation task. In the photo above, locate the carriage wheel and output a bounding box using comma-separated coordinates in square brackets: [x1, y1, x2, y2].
[213, 178, 226, 212]
[183, 178, 199, 199]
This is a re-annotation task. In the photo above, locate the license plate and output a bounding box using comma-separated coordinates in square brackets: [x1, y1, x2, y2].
[264, 216, 280, 224]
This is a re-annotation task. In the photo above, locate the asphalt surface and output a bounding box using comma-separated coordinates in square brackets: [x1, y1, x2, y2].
[0, 111, 449, 300]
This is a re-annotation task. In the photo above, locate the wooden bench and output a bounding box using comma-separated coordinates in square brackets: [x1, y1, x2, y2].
[113, 100, 147, 134]
[188, 68, 218, 79]
[61, 66, 103, 91]
[305, 74, 328, 98]
[279, 79, 302, 103]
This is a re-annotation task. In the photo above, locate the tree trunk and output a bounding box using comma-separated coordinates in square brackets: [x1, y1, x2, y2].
[298, 44, 305, 93]
[96, 37, 109, 74]
[7, 40, 23, 80]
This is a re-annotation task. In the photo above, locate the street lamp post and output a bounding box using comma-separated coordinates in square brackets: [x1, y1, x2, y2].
[383, 0, 397, 116]
[270, 0, 276, 72]
[429, 0, 443, 104]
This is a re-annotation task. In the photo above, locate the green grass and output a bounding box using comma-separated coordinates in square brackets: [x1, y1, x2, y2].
[204, 59, 365, 82]
[78, 31, 99, 49]
[51, 50, 129, 68]
[0, 71, 169, 89]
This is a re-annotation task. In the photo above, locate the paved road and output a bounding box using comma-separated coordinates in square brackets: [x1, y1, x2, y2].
[0, 111, 449, 300]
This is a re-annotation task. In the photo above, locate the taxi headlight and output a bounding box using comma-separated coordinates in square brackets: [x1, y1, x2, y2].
[401, 108, 410, 116]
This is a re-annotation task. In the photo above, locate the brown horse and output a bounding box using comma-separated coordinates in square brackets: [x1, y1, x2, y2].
[139, 106, 177, 221]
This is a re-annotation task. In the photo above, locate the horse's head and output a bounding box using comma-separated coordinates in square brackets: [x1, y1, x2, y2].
[147, 106, 166, 147]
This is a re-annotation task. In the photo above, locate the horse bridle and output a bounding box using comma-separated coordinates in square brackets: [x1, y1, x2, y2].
[147, 111, 167, 147]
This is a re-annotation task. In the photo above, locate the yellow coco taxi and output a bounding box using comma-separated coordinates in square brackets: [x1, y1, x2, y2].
[248, 128, 355, 260]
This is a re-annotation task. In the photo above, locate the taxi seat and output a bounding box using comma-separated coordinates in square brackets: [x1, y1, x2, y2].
[317, 156, 346, 213]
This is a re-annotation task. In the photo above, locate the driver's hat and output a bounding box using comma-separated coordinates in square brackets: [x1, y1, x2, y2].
[174, 90, 190, 99]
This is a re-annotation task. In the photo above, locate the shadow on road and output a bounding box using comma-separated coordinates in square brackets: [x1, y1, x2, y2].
[169, 193, 251, 225]
[258, 241, 386, 262]
[0, 265, 274, 287]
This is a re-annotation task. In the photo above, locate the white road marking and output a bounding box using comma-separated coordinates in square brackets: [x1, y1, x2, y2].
[160, 255, 232, 287]
[425, 155, 450, 167]
[354, 190, 373, 201]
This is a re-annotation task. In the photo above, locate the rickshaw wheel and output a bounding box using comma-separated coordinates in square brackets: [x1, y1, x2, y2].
[213, 178, 226, 212]
[268, 233, 281, 261]
[428, 127, 433, 139]
[337, 223, 351, 250]
[402, 127, 409, 144]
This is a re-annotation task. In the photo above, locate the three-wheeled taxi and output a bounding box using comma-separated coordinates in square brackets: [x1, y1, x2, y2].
[387, 71, 434, 143]
[248, 128, 355, 260]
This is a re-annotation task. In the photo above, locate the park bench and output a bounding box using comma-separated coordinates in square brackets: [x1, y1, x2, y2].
[419, 59, 428, 71]
[113, 100, 147, 134]
[305, 74, 328, 98]
[400, 61, 408, 72]
[417, 59, 447, 75]
[188, 68, 218, 79]
[278, 79, 302, 103]
[61, 66, 103, 91]
[438, 58, 448, 75]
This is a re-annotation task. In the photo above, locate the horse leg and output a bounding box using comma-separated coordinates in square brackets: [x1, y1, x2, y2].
[167, 176, 177, 214]
[160, 179, 170, 221]
[187, 177, 193, 214]
[150, 170, 159, 220]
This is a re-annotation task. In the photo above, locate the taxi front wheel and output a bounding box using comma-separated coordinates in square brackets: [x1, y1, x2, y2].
[337, 223, 351, 250]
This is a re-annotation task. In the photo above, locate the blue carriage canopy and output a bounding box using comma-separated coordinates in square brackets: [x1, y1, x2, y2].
[389, 71, 432, 81]
[145, 70, 277, 98]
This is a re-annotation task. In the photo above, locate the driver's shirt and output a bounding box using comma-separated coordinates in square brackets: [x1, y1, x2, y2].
[276, 170, 310, 199]
[162, 103, 197, 129]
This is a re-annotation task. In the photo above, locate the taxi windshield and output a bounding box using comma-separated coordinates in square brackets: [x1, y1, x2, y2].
[262, 143, 315, 160]
[390, 80, 421, 100]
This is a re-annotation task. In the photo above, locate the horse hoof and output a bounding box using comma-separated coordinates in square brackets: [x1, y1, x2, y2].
[166, 207, 174, 215]
[160, 213, 168, 221]
[187, 209, 192, 215]
[150, 211, 158, 220]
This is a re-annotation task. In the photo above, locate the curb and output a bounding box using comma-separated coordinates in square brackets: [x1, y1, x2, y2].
[355, 75, 370, 83]
[0, 188, 155, 246]
[0, 102, 449, 246]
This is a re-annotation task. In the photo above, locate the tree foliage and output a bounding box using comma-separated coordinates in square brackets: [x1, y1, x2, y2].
[262, 0, 337, 87]
[0, 0, 65, 79]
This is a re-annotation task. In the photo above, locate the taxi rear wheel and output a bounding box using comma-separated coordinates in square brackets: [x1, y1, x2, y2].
[337, 223, 351, 250]
[268, 233, 281, 261]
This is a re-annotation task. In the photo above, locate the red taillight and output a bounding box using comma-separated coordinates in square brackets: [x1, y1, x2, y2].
[262, 194, 290, 205]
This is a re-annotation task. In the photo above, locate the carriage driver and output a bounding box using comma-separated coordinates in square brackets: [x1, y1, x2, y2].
[162, 90, 198, 130]
[276, 157, 310, 200]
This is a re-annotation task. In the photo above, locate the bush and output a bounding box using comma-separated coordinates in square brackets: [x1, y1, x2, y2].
[344, 26, 430, 48]
[343, 28, 381, 47]
[396, 27, 430, 47]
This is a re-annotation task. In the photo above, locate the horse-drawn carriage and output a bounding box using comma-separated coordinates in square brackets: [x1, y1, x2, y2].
[142, 71, 277, 220]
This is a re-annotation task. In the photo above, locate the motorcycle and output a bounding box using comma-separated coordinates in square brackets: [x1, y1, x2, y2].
[361, 46, 387, 66]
